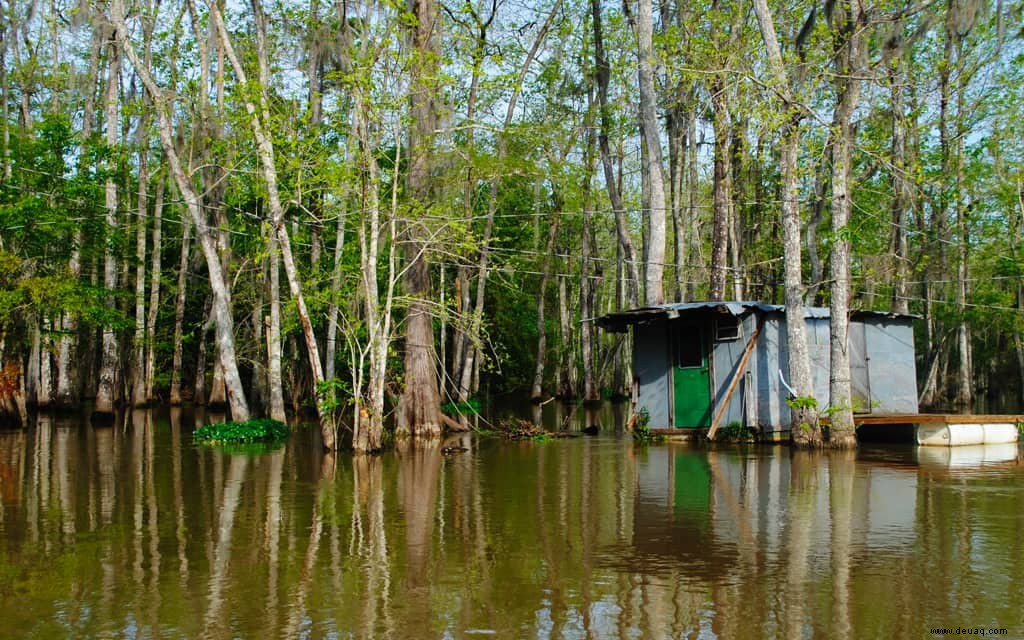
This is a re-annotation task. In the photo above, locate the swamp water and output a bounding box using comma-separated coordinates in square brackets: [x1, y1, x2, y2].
[1, 409, 1023, 639]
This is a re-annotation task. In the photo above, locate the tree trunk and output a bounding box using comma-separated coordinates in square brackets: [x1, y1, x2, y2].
[95, 39, 121, 418]
[531, 216, 561, 401]
[142, 170, 163, 402]
[752, 0, 820, 445]
[399, 0, 443, 440]
[636, 0, 666, 306]
[888, 60, 911, 315]
[592, 0, 640, 308]
[267, 231, 286, 423]
[351, 59, 394, 452]
[131, 131, 149, 408]
[557, 272, 577, 398]
[687, 108, 700, 301]
[827, 0, 866, 448]
[113, 0, 251, 420]
[209, 0, 334, 447]
[194, 302, 210, 406]
[952, 37, 972, 409]
[581, 123, 599, 402]
[169, 210, 191, 406]
[709, 77, 730, 302]
[324, 197, 347, 383]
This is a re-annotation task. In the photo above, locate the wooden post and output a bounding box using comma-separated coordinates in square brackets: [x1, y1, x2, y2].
[707, 318, 762, 440]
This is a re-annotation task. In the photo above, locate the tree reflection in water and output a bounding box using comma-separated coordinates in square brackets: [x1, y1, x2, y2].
[0, 411, 1023, 638]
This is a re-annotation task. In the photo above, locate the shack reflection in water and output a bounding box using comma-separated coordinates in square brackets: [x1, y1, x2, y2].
[0, 410, 1022, 638]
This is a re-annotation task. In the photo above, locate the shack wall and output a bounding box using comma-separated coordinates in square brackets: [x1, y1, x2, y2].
[634, 318, 671, 428]
[755, 315, 786, 433]
[865, 320, 919, 414]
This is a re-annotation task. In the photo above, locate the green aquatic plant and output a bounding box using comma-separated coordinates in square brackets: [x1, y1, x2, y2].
[193, 418, 289, 444]
[717, 420, 757, 442]
[632, 408, 662, 443]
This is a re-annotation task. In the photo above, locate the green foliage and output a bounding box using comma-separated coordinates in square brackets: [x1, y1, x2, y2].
[316, 378, 352, 414]
[442, 398, 480, 416]
[193, 419, 289, 445]
[786, 395, 818, 411]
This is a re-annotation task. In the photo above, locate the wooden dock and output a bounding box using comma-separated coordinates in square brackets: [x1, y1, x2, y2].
[850, 414, 1023, 446]
[848, 413, 1024, 426]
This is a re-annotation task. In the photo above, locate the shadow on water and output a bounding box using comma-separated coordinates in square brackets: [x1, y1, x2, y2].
[483, 396, 629, 433]
[1, 408, 1023, 638]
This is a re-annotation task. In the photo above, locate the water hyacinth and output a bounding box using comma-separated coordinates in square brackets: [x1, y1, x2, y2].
[192, 418, 289, 444]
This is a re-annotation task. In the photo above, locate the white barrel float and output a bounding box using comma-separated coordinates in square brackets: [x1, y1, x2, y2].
[916, 422, 1019, 446]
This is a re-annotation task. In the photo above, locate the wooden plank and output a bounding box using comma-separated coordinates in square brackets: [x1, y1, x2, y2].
[706, 319, 762, 440]
[826, 413, 1024, 426]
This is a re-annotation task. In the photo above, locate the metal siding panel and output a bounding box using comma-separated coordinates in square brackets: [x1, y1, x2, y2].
[635, 319, 671, 427]
[849, 322, 871, 411]
[757, 317, 784, 430]
[865, 320, 919, 413]
[712, 321, 745, 426]
[808, 318, 831, 409]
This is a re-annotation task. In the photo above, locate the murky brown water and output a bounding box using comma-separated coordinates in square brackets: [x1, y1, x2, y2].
[1, 408, 1023, 639]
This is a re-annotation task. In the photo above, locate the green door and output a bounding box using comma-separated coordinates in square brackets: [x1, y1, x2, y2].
[673, 325, 711, 428]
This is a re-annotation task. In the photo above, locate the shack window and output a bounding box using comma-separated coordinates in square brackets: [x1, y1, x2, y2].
[675, 327, 703, 368]
[716, 317, 741, 341]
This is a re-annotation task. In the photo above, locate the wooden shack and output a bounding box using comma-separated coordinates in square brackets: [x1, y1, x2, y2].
[596, 301, 919, 441]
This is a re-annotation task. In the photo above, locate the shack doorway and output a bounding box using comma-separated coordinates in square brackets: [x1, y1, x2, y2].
[673, 324, 711, 428]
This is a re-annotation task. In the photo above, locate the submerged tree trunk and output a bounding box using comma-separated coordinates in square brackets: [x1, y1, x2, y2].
[131, 130, 149, 408]
[169, 211, 191, 406]
[267, 231, 286, 423]
[752, 0, 820, 446]
[210, 0, 334, 445]
[531, 214, 561, 401]
[113, 0, 251, 420]
[94, 39, 121, 418]
[827, 0, 866, 448]
[399, 0, 443, 440]
[145, 170, 163, 402]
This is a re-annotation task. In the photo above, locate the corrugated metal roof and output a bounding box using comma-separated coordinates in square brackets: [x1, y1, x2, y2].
[594, 300, 916, 332]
